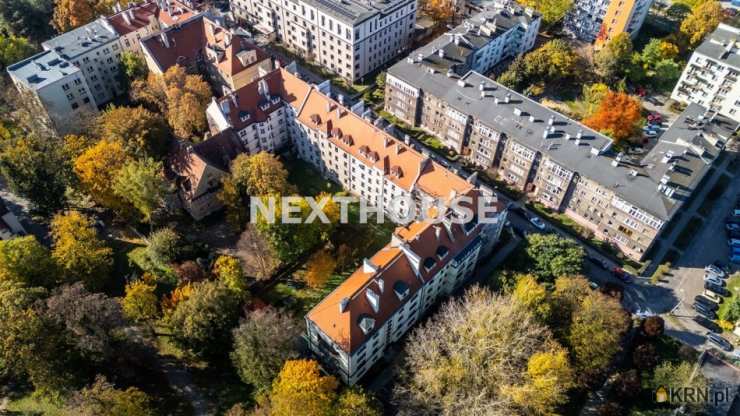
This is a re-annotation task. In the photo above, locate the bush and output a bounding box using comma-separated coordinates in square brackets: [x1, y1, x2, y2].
[642, 316, 665, 337]
[146, 228, 180, 265]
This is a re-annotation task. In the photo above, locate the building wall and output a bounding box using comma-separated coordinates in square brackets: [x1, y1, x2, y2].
[180, 164, 227, 220]
[567, 0, 652, 43]
[118, 17, 161, 55]
[671, 51, 740, 123]
[62, 39, 125, 105]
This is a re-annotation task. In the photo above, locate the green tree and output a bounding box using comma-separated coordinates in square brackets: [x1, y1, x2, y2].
[65, 375, 156, 416]
[231, 307, 301, 391]
[498, 40, 579, 91]
[214, 255, 247, 294]
[113, 158, 169, 223]
[335, 388, 382, 416]
[680, 1, 722, 47]
[168, 280, 241, 357]
[650, 362, 708, 408]
[724, 296, 740, 322]
[0, 280, 46, 378]
[525, 234, 584, 283]
[269, 359, 339, 416]
[594, 33, 633, 81]
[97, 106, 169, 158]
[0, 235, 56, 287]
[395, 286, 572, 415]
[498, 55, 528, 90]
[51, 211, 113, 290]
[146, 227, 180, 266]
[121, 279, 159, 322]
[0, 134, 70, 215]
[0, 34, 35, 69]
[512, 274, 551, 321]
[0, 0, 55, 42]
[119, 51, 147, 91]
[567, 291, 629, 375]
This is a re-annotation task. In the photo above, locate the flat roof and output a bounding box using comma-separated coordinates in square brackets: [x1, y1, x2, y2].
[695, 23, 740, 69]
[288, 0, 412, 24]
[7, 50, 81, 90]
[42, 18, 118, 60]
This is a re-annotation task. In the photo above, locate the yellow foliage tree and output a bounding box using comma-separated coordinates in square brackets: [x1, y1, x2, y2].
[74, 139, 130, 210]
[51, 211, 113, 290]
[131, 65, 211, 139]
[680, 1, 722, 47]
[53, 0, 95, 32]
[97, 106, 169, 158]
[512, 274, 551, 321]
[335, 388, 381, 416]
[506, 348, 576, 415]
[421, 0, 456, 22]
[122, 279, 159, 321]
[304, 249, 337, 289]
[269, 359, 338, 416]
[214, 255, 247, 294]
[161, 283, 193, 317]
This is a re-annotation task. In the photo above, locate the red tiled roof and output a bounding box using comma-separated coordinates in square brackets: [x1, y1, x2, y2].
[156, 0, 197, 27]
[142, 14, 207, 71]
[107, 1, 159, 36]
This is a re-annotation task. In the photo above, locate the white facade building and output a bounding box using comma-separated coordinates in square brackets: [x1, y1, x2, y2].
[231, 0, 417, 82]
[671, 24, 740, 123]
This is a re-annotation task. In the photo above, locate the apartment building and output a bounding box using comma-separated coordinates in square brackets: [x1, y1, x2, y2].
[386, 37, 738, 260]
[671, 24, 740, 123]
[564, 0, 652, 45]
[141, 13, 274, 94]
[232, 0, 417, 82]
[7, 50, 98, 134]
[107, 1, 162, 55]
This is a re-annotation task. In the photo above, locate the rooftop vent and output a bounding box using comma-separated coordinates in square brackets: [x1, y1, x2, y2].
[339, 297, 349, 313]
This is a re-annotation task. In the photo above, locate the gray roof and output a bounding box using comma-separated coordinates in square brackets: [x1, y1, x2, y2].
[7, 50, 81, 90]
[695, 23, 740, 69]
[388, 56, 738, 221]
[290, 0, 412, 24]
[42, 18, 118, 60]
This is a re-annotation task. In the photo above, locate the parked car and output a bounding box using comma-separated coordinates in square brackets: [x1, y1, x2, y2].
[731, 253, 740, 264]
[529, 216, 546, 230]
[694, 316, 722, 332]
[612, 267, 633, 283]
[705, 282, 730, 297]
[707, 332, 734, 352]
[587, 255, 610, 270]
[703, 290, 723, 303]
[647, 113, 663, 123]
[644, 130, 659, 138]
[694, 303, 718, 320]
[705, 274, 725, 287]
[695, 295, 720, 311]
[589, 281, 600, 290]
[727, 223, 740, 232]
[705, 263, 728, 278]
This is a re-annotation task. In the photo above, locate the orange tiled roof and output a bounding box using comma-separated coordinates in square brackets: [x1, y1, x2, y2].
[156, 0, 197, 27]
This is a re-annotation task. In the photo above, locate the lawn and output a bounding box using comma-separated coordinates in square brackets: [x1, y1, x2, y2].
[717, 273, 740, 325]
[5, 395, 66, 416]
[284, 157, 342, 196]
[263, 272, 349, 316]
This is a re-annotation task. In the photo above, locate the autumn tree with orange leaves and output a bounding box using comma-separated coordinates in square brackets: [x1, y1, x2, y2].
[304, 249, 337, 289]
[420, 0, 457, 22]
[583, 91, 642, 143]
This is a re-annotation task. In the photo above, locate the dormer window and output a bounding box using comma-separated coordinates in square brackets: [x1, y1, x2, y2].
[423, 257, 436, 272]
[365, 288, 380, 313]
[358, 315, 375, 335]
[436, 245, 449, 259]
[239, 111, 250, 122]
[393, 281, 410, 301]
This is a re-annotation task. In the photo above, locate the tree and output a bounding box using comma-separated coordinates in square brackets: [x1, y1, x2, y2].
[113, 158, 169, 223]
[269, 359, 338, 416]
[724, 296, 740, 322]
[512, 274, 551, 321]
[119, 51, 148, 90]
[395, 286, 572, 415]
[498, 40, 579, 92]
[632, 343, 659, 370]
[231, 307, 301, 391]
[174, 260, 206, 284]
[525, 234, 584, 283]
[0, 235, 57, 287]
[0, 34, 35, 69]
[583, 91, 642, 143]
[74, 139, 130, 211]
[97, 106, 169, 158]
[66, 375, 156, 416]
[420, 0, 456, 22]
[504, 348, 575, 415]
[131, 65, 211, 139]
[220, 152, 292, 228]
[214, 255, 247, 293]
[550, 275, 592, 332]
[335, 388, 382, 416]
[304, 249, 337, 289]
[650, 362, 708, 408]
[236, 223, 280, 280]
[567, 291, 630, 375]
[498, 55, 527, 90]
[0, 0, 55, 42]
[146, 227, 180, 266]
[53, 0, 95, 31]
[121, 279, 159, 322]
[51, 211, 113, 290]
[519, 0, 573, 25]
[680, 1, 722, 47]
[642, 316, 665, 337]
[611, 369, 641, 400]
[594, 33, 633, 81]
[0, 134, 70, 215]
[167, 280, 241, 357]
[0, 280, 46, 378]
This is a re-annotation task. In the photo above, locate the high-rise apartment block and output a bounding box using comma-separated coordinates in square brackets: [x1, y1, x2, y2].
[671, 23, 740, 123]
[386, 29, 739, 261]
[231, 0, 417, 82]
[564, 0, 652, 45]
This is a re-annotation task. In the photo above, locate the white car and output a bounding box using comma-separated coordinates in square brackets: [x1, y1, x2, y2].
[529, 216, 546, 230]
[705, 274, 724, 287]
[705, 264, 727, 278]
[644, 130, 659, 138]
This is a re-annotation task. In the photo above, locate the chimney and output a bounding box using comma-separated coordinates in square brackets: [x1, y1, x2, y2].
[437, 49, 444, 58]
[434, 225, 441, 240]
[339, 297, 349, 312]
[160, 32, 170, 48]
[548, 115, 554, 126]
[504, 93, 510, 103]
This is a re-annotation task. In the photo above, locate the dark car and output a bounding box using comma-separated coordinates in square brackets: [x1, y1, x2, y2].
[587, 255, 610, 270]
[694, 316, 721, 332]
[707, 332, 734, 352]
[695, 295, 720, 311]
[705, 282, 730, 297]
[612, 267, 633, 283]
[694, 303, 718, 319]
